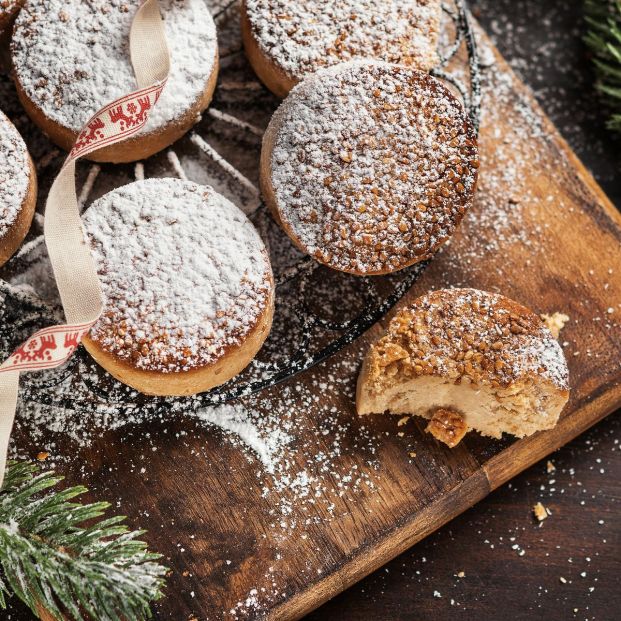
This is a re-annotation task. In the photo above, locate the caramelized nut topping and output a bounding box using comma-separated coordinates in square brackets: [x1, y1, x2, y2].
[365, 288, 569, 395]
[426, 408, 467, 448]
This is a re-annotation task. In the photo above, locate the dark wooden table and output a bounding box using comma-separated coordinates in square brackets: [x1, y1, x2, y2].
[4, 2, 620, 621]
[307, 1, 621, 619]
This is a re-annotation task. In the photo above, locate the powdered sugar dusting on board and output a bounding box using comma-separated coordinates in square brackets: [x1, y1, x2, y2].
[1, 4, 616, 617]
[244, 0, 441, 81]
[83, 178, 272, 373]
[433, 33, 566, 286]
[0, 110, 30, 238]
[193, 404, 291, 474]
[11, 0, 217, 134]
[268, 61, 478, 274]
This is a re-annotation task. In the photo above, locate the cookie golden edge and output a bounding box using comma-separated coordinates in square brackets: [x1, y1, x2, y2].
[0, 151, 36, 268]
[240, 0, 296, 98]
[83, 285, 275, 397]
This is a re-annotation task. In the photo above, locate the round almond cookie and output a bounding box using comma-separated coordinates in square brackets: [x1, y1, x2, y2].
[356, 288, 570, 445]
[81, 178, 274, 396]
[261, 61, 479, 275]
[241, 0, 442, 97]
[11, 0, 219, 164]
[0, 109, 36, 267]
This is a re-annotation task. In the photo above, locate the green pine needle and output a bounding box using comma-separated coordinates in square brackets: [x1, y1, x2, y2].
[585, 0, 621, 131]
[0, 461, 167, 621]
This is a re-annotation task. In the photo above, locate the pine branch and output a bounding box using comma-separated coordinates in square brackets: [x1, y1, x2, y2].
[0, 462, 167, 621]
[585, 0, 621, 131]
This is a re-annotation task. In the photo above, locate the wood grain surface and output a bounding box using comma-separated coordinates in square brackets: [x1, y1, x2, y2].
[306, 413, 620, 620]
[307, 1, 621, 617]
[4, 14, 621, 621]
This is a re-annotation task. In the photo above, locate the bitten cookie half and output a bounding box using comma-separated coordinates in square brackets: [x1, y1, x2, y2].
[0, 108, 36, 267]
[11, 0, 218, 163]
[357, 288, 570, 445]
[261, 61, 478, 276]
[241, 0, 442, 97]
[82, 178, 274, 396]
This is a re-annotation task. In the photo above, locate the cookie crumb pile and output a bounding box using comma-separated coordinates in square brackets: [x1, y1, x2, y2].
[262, 61, 479, 275]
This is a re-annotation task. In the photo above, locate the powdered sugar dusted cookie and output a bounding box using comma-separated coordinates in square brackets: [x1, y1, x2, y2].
[357, 288, 570, 444]
[82, 178, 274, 396]
[261, 61, 479, 275]
[11, 0, 218, 163]
[242, 0, 442, 97]
[0, 109, 36, 267]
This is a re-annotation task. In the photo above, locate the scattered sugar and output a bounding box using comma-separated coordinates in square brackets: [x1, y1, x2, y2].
[193, 404, 290, 474]
[0, 518, 19, 536]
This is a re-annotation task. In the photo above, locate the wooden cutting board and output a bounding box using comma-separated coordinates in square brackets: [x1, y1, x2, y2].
[7, 22, 621, 621]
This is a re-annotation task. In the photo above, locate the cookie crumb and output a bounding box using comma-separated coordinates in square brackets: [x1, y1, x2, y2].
[540, 312, 569, 339]
[533, 501, 549, 522]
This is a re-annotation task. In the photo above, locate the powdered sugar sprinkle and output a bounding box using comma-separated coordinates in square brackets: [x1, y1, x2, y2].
[12, 0, 217, 134]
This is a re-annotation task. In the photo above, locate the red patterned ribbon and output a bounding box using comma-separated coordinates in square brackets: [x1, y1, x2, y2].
[71, 82, 166, 159]
[1, 324, 92, 372]
[0, 0, 170, 485]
